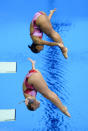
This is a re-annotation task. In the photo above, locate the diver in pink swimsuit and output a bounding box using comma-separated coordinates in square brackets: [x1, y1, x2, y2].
[29, 9, 68, 59]
[22, 58, 71, 117]
[30, 12, 43, 39]
[24, 69, 37, 97]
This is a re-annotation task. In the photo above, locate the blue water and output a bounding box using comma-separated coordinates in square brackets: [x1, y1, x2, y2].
[0, 0, 88, 130]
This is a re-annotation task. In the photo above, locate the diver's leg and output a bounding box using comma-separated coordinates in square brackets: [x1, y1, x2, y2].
[37, 15, 62, 42]
[30, 73, 71, 117]
[36, 15, 53, 37]
[36, 14, 63, 43]
[50, 30, 68, 58]
[36, 15, 68, 58]
[28, 58, 35, 70]
[48, 8, 56, 20]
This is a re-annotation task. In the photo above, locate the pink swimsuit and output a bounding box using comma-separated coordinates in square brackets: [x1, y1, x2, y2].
[24, 69, 37, 97]
[31, 12, 44, 38]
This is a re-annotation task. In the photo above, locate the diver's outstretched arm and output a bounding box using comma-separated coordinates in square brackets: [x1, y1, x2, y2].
[32, 36, 60, 46]
[48, 8, 56, 20]
[28, 58, 35, 70]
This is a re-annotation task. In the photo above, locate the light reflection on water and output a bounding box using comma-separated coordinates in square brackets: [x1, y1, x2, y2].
[38, 23, 72, 131]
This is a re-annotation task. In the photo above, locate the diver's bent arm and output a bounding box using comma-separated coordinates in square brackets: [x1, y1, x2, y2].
[32, 36, 59, 46]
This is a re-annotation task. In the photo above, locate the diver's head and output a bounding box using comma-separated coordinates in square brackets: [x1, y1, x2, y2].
[28, 43, 40, 53]
[25, 97, 40, 111]
[28, 43, 44, 53]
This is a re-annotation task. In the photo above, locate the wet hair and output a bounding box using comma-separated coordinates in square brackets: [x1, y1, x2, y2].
[26, 98, 34, 111]
[26, 98, 40, 111]
[27, 104, 34, 111]
[28, 43, 39, 53]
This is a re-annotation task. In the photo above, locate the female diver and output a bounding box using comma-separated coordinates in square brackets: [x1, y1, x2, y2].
[28, 8, 68, 59]
[23, 58, 71, 117]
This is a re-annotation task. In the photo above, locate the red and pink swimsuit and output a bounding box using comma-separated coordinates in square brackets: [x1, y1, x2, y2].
[31, 12, 44, 38]
[24, 69, 37, 97]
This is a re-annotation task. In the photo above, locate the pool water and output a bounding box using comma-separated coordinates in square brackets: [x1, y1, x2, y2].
[0, 0, 88, 130]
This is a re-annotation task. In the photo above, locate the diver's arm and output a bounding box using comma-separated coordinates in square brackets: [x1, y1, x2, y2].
[31, 36, 59, 46]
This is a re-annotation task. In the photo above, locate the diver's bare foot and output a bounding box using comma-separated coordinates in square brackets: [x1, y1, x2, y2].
[57, 43, 68, 59]
[50, 8, 56, 14]
[61, 47, 68, 59]
[62, 106, 71, 117]
[28, 58, 36, 64]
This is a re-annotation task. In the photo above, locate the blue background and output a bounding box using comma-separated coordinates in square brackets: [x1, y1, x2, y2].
[0, 0, 88, 130]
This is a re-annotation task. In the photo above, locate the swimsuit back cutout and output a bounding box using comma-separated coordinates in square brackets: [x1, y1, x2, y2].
[31, 12, 43, 38]
[24, 69, 37, 97]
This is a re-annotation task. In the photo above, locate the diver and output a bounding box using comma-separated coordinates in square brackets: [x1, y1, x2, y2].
[28, 8, 68, 59]
[23, 58, 71, 117]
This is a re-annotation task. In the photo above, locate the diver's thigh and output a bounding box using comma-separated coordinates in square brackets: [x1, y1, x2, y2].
[28, 72, 48, 88]
[29, 73, 50, 96]
[36, 72, 48, 87]
[36, 15, 53, 36]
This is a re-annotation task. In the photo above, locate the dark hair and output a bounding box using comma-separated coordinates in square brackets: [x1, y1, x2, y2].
[26, 98, 34, 111]
[27, 104, 34, 111]
[28, 43, 39, 53]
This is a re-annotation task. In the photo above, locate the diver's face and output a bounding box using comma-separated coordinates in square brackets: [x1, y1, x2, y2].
[25, 97, 34, 106]
[31, 100, 40, 110]
[35, 45, 44, 52]
[25, 97, 40, 111]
